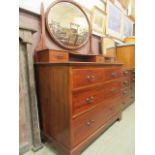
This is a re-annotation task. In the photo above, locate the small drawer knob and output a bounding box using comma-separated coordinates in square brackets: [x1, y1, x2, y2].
[91, 75, 95, 79]
[86, 121, 91, 126]
[90, 96, 94, 100]
[87, 75, 96, 81]
[86, 97, 91, 103]
[86, 96, 95, 104]
[87, 75, 91, 80]
[123, 80, 128, 85]
[91, 120, 95, 123]
[111, 72, 117, 77]
[123, 70, 129, 75]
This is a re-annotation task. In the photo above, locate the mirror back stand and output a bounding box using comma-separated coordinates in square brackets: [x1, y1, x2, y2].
[35, 3, 48, 51]
[35, 2, 105, 63]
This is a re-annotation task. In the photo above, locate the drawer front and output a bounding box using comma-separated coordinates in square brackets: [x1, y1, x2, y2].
[72, 86, 105, 116]
[72, 97, 122, 146]
[103, 80, 122, 99]
[50, 51, 68, 62]
[72, 68, 104, 88]
[104, 68, 123, 81]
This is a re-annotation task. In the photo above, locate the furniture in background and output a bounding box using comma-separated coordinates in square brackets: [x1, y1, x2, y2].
[121, 68, 135, 109]
[19, 22, 42, 154]
[116, 43, 135, 109]
[124, 36, 135, 43]
[101, 37, 117, 63]
[116, 43, 135, 69]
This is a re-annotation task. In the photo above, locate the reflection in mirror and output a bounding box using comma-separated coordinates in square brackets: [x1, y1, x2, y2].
[46, 2, 90, 49]
[101, 37, 116, 57]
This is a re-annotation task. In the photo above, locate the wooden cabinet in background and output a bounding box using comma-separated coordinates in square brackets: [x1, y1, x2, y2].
[121, 68, 135, 109]
[116, 43, 135, 109]
[116, 44, 135, 68]
[35, 62, 123, 155]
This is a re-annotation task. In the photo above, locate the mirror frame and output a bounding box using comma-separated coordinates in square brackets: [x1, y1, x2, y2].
[45, 0, 91, 50]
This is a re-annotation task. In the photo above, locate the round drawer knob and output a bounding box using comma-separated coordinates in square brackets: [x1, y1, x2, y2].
[86, 121, 91, 126]
[111, 72, 117, 77]
[87, 75, 96, 81]
[91, 120, 95, 123]
[123, 80, 128, 85]
[123, 70, 129, 75]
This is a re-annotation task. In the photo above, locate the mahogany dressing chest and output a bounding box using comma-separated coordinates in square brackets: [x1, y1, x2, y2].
[34, 1, 134, 154]
[35, 62, 123, 155]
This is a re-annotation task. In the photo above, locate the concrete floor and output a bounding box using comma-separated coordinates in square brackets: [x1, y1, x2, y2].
[24, 104, 135, 155]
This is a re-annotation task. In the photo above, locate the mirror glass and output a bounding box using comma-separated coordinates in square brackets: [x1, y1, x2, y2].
[101, 37, 116, 57]
[46, 2, 90, 49]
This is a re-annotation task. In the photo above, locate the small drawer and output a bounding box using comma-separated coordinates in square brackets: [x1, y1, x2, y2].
[49, 51, 68, 62]
[72, 96, 122, 146]
[72, 106, 103, 146]
[104, 68, 123, 81]
[72, 68, 104, 88]
[72, 86, 105, 116]
[36, 50, 68, 62]
[103, 80, 122, 99]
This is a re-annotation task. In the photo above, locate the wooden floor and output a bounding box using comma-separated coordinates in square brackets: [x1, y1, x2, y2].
[24, 103, 135, 155]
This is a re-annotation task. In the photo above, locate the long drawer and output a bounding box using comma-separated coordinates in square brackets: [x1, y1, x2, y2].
[103, 80, 122, 99]
[72, 79, 122, 116]
[72, 86, 105, 117]
[72, 67, 123, 89]
[72, 96, 122, 146]
[104, 67, 123, 81]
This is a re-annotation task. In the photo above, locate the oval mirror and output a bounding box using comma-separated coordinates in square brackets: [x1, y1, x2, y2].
[101, 37, 116, 57]
[46, 1, 90, 50]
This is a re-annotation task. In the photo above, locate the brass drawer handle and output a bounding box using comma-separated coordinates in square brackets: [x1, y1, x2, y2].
[86, 96, 95, 104]
[87, 75, 96, 81]
[111, 72, 117, 77]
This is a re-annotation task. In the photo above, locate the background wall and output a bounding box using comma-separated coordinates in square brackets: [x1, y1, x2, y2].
[19, 0, 105, 14]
